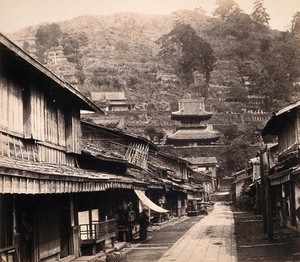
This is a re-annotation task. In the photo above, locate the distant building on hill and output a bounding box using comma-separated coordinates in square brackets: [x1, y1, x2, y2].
[166, 97, 220, 146]
[156, 71, 179, 86]
[90, 91, 135, 112]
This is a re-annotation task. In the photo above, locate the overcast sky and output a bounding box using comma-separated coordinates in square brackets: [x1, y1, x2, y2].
[0, 0, 299, 33]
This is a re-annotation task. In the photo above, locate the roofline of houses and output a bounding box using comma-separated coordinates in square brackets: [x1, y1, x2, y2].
[81, 120, 159, 151]
[262, 100, 300, 136]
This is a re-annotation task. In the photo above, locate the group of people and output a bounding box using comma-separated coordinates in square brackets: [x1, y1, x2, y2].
[116, 202, 150, 241]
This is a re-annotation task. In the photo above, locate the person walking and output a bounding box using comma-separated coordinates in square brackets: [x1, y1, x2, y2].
[139, 206, 149, 241]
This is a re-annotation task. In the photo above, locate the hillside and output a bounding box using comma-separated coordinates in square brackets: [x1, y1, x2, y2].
[7, 9, 300, 145]
[8, 10, 216, 95]
[7, 8, 300, 176]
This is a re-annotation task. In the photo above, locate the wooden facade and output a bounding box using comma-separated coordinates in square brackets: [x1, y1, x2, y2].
[0, 33, 133, 262]
[260, 101, 300, 237]
[0, 32, 202, 261]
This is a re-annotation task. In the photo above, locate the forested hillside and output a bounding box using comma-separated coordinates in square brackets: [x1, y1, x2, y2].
[9, 7, 300, 110]
[7, 2, 300, 174]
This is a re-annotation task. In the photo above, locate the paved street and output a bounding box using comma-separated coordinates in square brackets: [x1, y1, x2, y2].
[123, 215, 203, 262]
[157, 203, 237, 262]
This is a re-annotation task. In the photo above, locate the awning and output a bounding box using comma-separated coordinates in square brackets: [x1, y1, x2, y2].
[270, 173, 290, 186]
[269, 168, 293, 186]
[134, 190, 169, 213]
[0, 156, 148, 194]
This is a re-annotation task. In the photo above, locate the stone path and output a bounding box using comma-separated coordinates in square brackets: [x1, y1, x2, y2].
[157, 203, 237, 262]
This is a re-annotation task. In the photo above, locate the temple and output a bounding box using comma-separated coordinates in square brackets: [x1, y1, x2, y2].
[166, 97, 220, 146]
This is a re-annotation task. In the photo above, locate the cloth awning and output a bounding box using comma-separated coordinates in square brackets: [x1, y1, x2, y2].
[134, 190, 169, 213]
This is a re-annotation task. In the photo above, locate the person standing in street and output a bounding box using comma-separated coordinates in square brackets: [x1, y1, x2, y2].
[139, 206, 149, 241]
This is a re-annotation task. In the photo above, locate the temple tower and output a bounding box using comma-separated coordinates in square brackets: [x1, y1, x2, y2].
[166, 97, 219, 146]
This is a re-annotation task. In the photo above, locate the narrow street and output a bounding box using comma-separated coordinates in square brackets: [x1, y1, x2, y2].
[123, 203, 237, 262]
[122, 215, 204, 262]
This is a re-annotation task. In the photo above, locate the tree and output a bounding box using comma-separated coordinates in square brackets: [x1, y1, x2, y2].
[62, 32, 88, 84]
[228, 84, 247, 103]
[291, 11, 300, 37]
[232, 40, 256, 61]
[223, 125, 242, 142]
[213, 0, 239, 20]
[35, 23, 63, 63]
[224, 139, 253, 174]
[156, 130, 166, 143]
[251, 0, 270, 29]
[144, 127, 156, 141]
[224, 9, 254, 40]
[62, 32, 88, 63]
[156, 23, 216, 86]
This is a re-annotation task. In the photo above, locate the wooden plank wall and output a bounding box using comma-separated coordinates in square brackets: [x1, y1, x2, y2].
[1, 74, 80, 165]
[66, 109, 81, 154]
[0, 76, 23, 135]
[0, 132, 38, 161]
[279, 117, 297, 153]
[0, 131, 75, 166]
[38, 144, 75, 166]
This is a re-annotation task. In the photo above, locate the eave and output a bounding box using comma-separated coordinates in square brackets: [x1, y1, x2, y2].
[81, 120, 158, 151]
[262, 101, 300, 136]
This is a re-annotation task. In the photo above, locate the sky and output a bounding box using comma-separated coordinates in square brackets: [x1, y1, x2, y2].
[0, 0, 299, 33]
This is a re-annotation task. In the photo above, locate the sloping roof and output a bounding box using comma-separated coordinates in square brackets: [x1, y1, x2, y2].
[0, 33, 102, 113]
[184, 157, 218, 165]
[171, 110, 213, 121]
[262, 100, 300, 136]
[81, 140, 125, 162]
[171, 97, 213, 121]
[81, 121, 158, 151]
[0, 156, 147, 194]
[157, 151, 189, 164]
[167, 126, 220, 142]
[91, 92, 126, 101]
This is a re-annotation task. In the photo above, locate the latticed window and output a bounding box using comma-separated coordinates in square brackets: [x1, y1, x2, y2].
[124, 143, 149, 169]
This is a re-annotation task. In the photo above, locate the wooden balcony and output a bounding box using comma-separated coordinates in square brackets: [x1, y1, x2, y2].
[79, 219, 117, 255]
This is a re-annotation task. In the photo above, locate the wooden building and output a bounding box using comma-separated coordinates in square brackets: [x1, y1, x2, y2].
[261, 100, 300, 231]
[0, 33, 147, 261]
[166, 97, 220, 146]
[90, 92, 135, 112]
[232, 169, 252, 210]
[81, 121, 201, 220]
[184, 157, 218, 192]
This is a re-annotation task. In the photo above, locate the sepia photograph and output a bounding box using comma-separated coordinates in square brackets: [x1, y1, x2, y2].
[0, 0, 300, 261]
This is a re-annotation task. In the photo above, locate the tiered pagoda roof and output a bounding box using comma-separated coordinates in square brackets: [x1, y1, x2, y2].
[166, 97, 220, 146]
[171, 98, 214, 122]
[166, 125, 220, 145]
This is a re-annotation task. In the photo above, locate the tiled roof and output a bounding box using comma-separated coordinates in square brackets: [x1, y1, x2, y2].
[184, 157, 218, 165]
[0, 156, 147, 194]
[81, 140, 125, 161]
[91, 92, 126, 101]
[167, 126, 219, 141]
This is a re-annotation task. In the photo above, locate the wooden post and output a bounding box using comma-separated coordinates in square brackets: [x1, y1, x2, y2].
[88, 194, 93, 239]
[256, 182, 260, 214]
[266, 147, 273, 240]
[265, 175, 273, 240]
[259, 149, 267, 234]
[290, 180, 296, 226]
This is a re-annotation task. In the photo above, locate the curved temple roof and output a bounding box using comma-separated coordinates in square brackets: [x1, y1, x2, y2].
[171, 109, 213, 121]
[166, 125, 220, 143]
